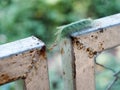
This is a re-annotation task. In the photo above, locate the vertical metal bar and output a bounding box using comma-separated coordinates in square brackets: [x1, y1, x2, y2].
[60, 38, 75, 90]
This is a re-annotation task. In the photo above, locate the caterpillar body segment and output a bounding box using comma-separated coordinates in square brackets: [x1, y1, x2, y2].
[56, 18, 93, 39]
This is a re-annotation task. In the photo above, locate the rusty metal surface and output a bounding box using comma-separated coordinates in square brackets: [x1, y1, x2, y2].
[72, 26, 120, 90]
[61, 13, 120, 90]
[0, 36, 44, 59]
[0, 51, 34, 85]
[0, 36, 49, 90]
[25, 47, 49, 90]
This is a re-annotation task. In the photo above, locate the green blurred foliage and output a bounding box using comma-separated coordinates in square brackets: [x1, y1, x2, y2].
[88, 0, 120, 18]
[0, 0, 80, 44]
[0, 0, 120, 45]
[49, 70, 63, 90]
[96, 51, 120, 90]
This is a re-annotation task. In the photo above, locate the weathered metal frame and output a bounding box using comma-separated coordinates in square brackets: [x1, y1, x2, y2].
[61, 13, 120, 90]
[0, 36, 49, 90]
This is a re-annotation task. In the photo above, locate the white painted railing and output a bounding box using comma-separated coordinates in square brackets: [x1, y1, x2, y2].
[0, 36, 49, 90]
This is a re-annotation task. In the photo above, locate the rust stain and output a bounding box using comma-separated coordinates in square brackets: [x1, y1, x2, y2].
[15, 54, 18, 56]
[22, 74, 27, 79]
[39, 46, 46, 59]
[74, 37, 103, 58]
[91, 35, 94, 38]
[0, 73, 27, 85]
[60, 48, 64, 54]
[0, 74, 10, 82]
[75, 41, 80, 45]
[30, 53, 33, 56]
[91, 35, 98, 39]
[44, 65, 46, 69]
[91, 66, 94, 69]
[28, 65, 33, 70]
[95, 36, 98, 39]
[99, 29, 104, 33]
[75, 41, 84, 50]
[73, 37, 98, 58]
[102, 48, 104, 50]
[26, 48, 47, 77]
[96, 28, 104, 34]
[29, 50, 34, 53]
[10, 61, 16, 65]
[86, 47, 97, 58]
[98, 42, 104, 50]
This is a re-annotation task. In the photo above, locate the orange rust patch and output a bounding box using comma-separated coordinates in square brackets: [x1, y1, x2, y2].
[75, 41, 84, 50]
[0, 74, 11, 85]
[0, 74, 26, 85]
[86, 47, 97, 58]
[39, 46, 46, 59]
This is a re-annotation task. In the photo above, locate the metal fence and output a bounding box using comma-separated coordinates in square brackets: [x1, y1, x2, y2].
[0, 13, 120, 90]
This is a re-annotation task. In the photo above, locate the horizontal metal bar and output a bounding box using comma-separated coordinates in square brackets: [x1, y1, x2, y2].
[0, 36, 44, 59]
[72, 13, 120, 36]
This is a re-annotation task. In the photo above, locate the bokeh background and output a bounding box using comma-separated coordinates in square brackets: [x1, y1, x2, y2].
[0, 0, 120, 90]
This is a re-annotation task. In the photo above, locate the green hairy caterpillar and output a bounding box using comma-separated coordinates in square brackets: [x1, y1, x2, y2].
[56, 18, 93, 40]
[49, 18, 93, 50]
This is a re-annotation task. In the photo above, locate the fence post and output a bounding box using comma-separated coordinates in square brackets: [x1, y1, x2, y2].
[0, 36, 49, 90]
[61, 13, 120, 90]
[60, 38, 75, 90]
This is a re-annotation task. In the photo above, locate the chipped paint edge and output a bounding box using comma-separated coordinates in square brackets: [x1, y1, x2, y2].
[0, 36, 45, 59]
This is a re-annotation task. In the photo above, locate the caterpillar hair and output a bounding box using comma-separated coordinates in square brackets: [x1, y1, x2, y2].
[48, 18, 93, 50]
[56, 18, 93, 40]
